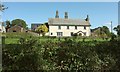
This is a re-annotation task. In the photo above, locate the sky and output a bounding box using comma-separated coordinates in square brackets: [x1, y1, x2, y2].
[2, 0, 120, 2]
[2, 2, 118, 32]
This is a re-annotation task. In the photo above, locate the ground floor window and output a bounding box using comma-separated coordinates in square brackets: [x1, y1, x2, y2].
[57, 32, 63, 36]
[13, 30, 16, 32]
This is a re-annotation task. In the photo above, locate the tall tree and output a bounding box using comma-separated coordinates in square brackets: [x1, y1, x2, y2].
[91, 26, 111, 38]
[11, 19, 27, 28]
[35, 24, 48, 36]
[5, 20, 11, 32]
[114, 25, 120, 36]
[44, 22, 49, 28]
[101, 26, 111, 37]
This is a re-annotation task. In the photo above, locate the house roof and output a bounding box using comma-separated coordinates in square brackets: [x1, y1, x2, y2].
[8, 25, 24, 29]
[48, 18, 90, 26]
[31, 23, 43, 25]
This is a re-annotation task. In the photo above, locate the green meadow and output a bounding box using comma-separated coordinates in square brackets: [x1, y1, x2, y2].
[3, 32, 110, 44]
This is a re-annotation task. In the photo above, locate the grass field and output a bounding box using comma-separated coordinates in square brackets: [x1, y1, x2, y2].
[1, 32, 111, 44]
[4, 37, 110, 44]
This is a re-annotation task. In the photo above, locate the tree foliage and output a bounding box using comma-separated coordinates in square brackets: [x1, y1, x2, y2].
[2, 38, 43, 71]
[44, 22, 49, 29]
[100, 26, 111, 38]
[5, 20, 11, 32]
[102, 26, 111, 35]
[35, 24, 48, 36]
[11, 19, 27, 28]
[114, 25, 120, 36]
[2, 37, 120, 71]
[91, 26, 111, 38]
[0, 4, 8, 11]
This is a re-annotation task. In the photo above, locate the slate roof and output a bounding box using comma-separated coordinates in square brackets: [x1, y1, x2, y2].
[9, 25, 24, 29]
[31, 23, 43, 25]
[48, 18, 90, 26]
[31, 23, 43, 30]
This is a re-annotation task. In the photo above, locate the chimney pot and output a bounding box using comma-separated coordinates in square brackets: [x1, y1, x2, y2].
[85, 15, 89, 21]
[65, 12, 68, 19]
[55, 10, 59, 18]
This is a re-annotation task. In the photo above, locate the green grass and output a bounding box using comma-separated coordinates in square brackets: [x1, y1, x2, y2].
[4, 37, 110, 44]
[3, 32, 34, 38]
[5, 38, 19, 44]
[2, 32, 111, 44]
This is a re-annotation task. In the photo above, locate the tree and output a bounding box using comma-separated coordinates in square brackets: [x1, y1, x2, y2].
[114, 25, 120, 36]
[102, 26, 110, 35]
[44, 22, 49, 29]
[0, 4, 8, 12]
[5, 20, 11, 32]
[92, 26, 110, 38]
[101, 26, 111, 38]
[35, 24, 48, 36]
[11, 19, 27, 28]
[110, 32, 116, 40]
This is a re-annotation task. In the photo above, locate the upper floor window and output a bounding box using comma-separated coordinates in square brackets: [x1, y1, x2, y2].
[84, 26, 86, 30]
[75, 26, 77, 29]
[58, 26, 61, 29]
[67, 26, 69, 29]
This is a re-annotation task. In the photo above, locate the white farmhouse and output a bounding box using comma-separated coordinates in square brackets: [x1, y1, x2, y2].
[48, 10, 91, 37]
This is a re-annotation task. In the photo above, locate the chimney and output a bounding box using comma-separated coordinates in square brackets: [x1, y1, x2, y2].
[55, 10, 59, 18]
[64, 12, 68, 19]
[85, 15, 89, 21]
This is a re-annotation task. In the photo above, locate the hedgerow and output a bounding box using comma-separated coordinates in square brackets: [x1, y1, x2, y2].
[2, 37, 120, 71]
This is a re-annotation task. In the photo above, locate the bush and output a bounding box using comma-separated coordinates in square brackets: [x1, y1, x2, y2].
[2, 37, 120, 71]
[2, 38, 43, 71]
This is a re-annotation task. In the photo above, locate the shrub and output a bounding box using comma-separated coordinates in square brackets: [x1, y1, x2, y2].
[2, 37, 120, 71]
[2, 38, 43, 71]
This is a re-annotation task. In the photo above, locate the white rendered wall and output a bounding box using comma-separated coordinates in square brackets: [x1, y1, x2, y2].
[49, 25, 91, 37]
